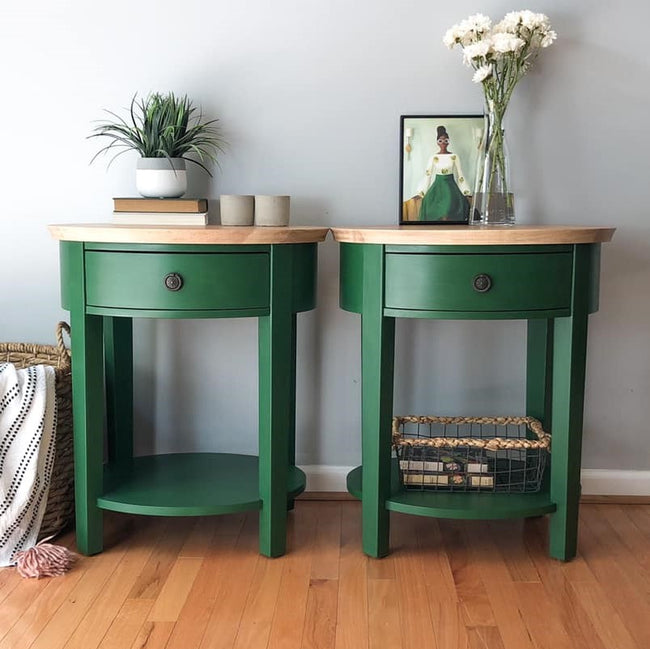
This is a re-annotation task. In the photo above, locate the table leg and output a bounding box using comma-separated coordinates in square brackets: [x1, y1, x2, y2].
[71, 313, 104, 556]
[549, 245, 591, 561]
[258, 244, 293, 557]
[361, 244, 395, 558]
[104, 316, 133, 465]
[64, 242, 105, 555]
[287, 313, 297, 512]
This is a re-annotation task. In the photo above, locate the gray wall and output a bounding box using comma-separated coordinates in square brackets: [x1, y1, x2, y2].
[1, 1, 648, 472]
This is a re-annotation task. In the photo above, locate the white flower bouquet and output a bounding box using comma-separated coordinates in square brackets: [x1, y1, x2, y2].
[444, 11, 556, 223]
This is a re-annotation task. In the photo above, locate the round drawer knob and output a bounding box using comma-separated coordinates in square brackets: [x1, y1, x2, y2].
[472, 273, 492, 293]
[164, 272, 184, 291]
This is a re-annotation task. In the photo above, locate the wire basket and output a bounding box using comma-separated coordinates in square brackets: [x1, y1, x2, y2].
[392, 415, 550, 493]
[0, 322, 74, 538]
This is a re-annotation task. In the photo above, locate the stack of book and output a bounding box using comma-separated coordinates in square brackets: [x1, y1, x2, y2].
[399, 450, 495, 489]
[112, 198, 209, 225]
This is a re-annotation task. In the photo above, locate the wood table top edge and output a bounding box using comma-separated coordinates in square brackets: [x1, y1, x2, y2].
[48, 224, 331, 244]
[330, 225, 615, 245]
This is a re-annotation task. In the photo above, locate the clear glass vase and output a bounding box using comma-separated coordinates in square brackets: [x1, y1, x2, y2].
[471, 103, 515, 225]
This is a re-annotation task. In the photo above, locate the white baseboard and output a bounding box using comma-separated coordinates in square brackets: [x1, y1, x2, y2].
[300, 465, 650, 497]
[580, 469, 650, 496]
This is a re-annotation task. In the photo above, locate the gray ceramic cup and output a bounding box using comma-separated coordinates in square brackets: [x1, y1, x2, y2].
[220, 195, 254, 226]
[254, 195, 290, 226]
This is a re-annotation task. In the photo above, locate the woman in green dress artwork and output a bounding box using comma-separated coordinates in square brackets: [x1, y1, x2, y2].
[415, 126, 471, 222]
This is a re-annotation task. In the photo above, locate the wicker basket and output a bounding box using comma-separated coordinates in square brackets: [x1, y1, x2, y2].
[0, 322, 74, 539]
[393, 415, 551, 493]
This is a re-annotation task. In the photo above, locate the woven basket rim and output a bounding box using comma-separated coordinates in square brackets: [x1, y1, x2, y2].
[392, 415, 551, 451]
[0, 322, 71, 368]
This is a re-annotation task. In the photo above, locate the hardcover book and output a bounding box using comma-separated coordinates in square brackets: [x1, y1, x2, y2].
[113, 197, 208, 213]
[112, 211, 208, 225]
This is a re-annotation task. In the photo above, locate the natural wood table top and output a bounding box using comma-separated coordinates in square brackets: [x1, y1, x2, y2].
[48, 224, 330, 245]
[330, 225, 615, 245]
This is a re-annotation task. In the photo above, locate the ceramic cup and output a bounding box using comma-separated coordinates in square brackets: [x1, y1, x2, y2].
[254, 195, 290, 226]
[219, 195, 254, 226]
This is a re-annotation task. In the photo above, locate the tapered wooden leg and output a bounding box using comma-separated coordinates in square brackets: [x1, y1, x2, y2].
[258, 245, 293, 557]
[360, 244, 395, 558]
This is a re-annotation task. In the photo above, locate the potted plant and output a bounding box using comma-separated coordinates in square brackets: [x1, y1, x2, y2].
[89, 92, 225, 198]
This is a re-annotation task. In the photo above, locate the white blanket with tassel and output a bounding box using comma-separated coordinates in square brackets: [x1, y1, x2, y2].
[0, 362, 57, 566]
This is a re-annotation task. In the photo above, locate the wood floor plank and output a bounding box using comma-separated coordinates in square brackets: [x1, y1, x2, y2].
[3, 503, 650, 649]
[598, 504, 650, 577]
[368, 579, 402, 649]
[29, 544, 130, 649]
[267, 504, 317, 649]
[302, 578, 338, 649]
[97, 598, 153, 649]
[335, 502, 368, 649]
[515, 582, 575, 649]
[60, 518, 163, 649]
[0, 568, 83, 649]
[521, 517, 609, 649]
[392, 514, 439, 649]
[463, 522, 536, 649]
[147, 556, 203, 622]
[179, 517, 219, 558]
[310, 502, 342, 581]
[439, 520, 496, 628]
[231, 556, 285, 649]
[569, 580, 640, 649]
[487, 519, 541, 583]
[164, 534, 240, 649]
[129, 621, 175, 649]
[198, 512, 261, 649]
[0, 574, 51, 642]
[578, 507, 650, 649]
[128, 518, 193, 600]
[466, 626, 506, 649]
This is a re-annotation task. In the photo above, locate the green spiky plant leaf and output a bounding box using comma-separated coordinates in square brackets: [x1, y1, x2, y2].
[89, 92, 225, 176]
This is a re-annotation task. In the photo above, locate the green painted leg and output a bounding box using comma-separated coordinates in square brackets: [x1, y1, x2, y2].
[258, 245, 293, 557]
[549, 246, 591, 561]
[104, 317, 133, 464]
[526, 319, 553, 428]
[361, 245, 395, 558]
[287, 313, 297, 512]
[70, 312, 105, 555]
[64, 241, 105, 555]
[526, 319, 553, 494]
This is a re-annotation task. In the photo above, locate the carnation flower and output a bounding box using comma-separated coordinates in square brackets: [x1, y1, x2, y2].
[463, 40, 492, 65]
[473, 65, 493, 83]
[490, 33, 526, 54]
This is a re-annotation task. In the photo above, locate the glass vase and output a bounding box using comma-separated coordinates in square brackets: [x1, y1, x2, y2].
[471, 103, 515, 225]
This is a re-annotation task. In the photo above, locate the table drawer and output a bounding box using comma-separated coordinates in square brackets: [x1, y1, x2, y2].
[384, 252, 572, 313]
[85, 251, 269, 311]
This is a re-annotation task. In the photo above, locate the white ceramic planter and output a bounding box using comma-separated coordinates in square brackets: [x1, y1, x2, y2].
[136, 158, 187, 198]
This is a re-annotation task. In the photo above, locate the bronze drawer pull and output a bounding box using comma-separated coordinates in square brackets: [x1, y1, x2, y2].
[472, 273, 492, 293]
[164, 272, 183, 291]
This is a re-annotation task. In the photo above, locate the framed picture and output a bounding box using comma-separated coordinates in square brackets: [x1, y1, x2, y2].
[400, 114, 484, 225]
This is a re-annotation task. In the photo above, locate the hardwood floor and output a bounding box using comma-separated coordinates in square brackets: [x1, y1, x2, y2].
[1, 501, 649, 649]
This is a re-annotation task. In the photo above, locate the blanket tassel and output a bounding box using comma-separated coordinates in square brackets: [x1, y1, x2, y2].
[15, 536, 77, 578]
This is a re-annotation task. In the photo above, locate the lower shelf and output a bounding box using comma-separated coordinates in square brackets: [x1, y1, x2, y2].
[98, 453, 306, 516]
[346, 462, 556, 520]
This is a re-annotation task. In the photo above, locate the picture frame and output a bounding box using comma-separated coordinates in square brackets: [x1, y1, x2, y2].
[400, 114, 484, 225]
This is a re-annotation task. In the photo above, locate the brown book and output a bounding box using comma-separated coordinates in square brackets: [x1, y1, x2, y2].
[113, 198, 208, 213]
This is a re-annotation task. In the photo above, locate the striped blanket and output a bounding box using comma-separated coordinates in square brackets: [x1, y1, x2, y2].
[0, 362, 57, 566]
